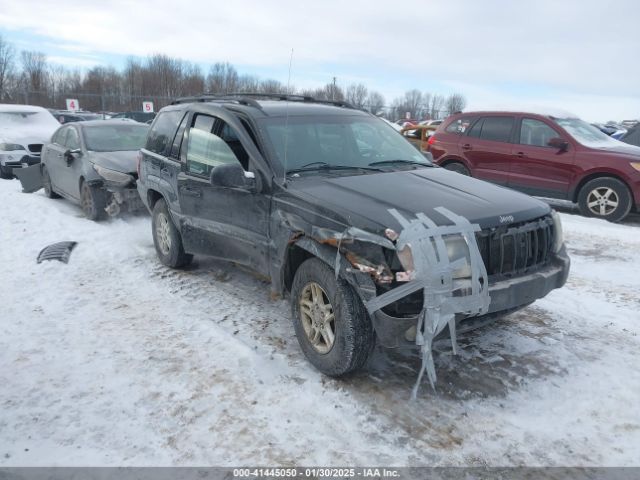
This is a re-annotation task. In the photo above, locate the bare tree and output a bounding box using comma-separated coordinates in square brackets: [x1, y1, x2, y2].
[445, 93, 466, 115]
[0, 35, 15, 100]
[345, 83, 368, 108]
[366, 91, 385, 115]
[428, 94, 445, 119]
[207, 62, 238, 94]
[21, 51, 48, 93]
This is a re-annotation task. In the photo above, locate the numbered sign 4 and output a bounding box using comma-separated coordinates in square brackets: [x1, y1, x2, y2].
[66, 99, 80, 112]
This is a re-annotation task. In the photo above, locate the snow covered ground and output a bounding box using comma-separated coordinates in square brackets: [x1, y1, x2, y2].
[1, 178, 639, 466]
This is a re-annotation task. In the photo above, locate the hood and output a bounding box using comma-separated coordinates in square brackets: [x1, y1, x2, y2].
[87, 150, 138, 173]
[586, 141, 640, 158]
[288, 167, 551, 233]
[0, 127, 56, 146]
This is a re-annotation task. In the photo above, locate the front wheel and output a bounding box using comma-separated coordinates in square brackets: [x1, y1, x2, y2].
[151, 198, 193, 268]
[443, 161, 471, 176]
[577, 177, 632, 222]
[80, 180, 107, 221]
[290, 258, 375, 377]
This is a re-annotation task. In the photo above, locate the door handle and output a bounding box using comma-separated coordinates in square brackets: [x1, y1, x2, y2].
[516, 152, 526, 158]
[180, 186, 202, 197]
[462, 144, 472, 151]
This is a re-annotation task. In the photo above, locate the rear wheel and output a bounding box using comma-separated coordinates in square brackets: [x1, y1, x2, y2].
[80, 180, 107, 221]
[443, 161, 471, 176]
[577, 177, 632, 222]
[151, 198, 193, 268]
[290, 258, 375, 377]
[42, 165, 60, 199]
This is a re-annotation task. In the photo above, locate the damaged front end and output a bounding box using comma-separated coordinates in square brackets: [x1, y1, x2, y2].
[281, 204, 569, 396]
[90, 164, 145, 217]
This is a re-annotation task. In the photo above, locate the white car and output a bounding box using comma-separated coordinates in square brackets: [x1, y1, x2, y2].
[0, 104, 60, 178]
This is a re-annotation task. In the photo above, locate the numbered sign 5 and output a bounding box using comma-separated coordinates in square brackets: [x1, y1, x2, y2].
[142, 101, 154, 113]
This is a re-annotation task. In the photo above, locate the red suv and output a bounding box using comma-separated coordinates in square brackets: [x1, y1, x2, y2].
[427, 111, 640, 221]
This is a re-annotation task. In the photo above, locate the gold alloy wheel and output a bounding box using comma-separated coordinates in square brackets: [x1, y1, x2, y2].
[587, 187, 619, 216]
[156, 212, 172, 255]
[299, 282, 336, 354]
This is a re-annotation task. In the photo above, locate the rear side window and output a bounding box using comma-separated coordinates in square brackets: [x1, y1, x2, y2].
[475, 116, 515, 143]
[445, 117, 477, 134]
[145, 110, 183, 155]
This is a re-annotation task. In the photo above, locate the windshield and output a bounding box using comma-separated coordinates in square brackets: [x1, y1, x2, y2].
[0, 110, 59, 128]
[83, 124, 149, 152]
[554, 117, 623, 148]
[259, 115, 429, 174]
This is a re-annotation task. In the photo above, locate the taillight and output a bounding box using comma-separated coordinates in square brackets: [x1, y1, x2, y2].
[428, 134, 436, 145]
[136, 151, 142, 178]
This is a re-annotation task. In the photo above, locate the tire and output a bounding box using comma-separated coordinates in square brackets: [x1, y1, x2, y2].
[80, 180, 108, 221]
[443, 161, 471, 176]
[577, 177, 632, 222]
[151, 198, 193, 268]
[0, 166, 13, 179]
[42, 165, 60, 199]
[290, 258, 375, 377]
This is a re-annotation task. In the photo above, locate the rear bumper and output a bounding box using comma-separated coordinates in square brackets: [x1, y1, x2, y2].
[371, 246, 570, 348]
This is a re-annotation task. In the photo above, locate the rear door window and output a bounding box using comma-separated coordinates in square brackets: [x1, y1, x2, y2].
[477, 116, 515, 143]
[145, 110, 183, 155]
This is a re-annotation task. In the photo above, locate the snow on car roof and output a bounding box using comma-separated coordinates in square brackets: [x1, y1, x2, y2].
[0, 104, 51, 113]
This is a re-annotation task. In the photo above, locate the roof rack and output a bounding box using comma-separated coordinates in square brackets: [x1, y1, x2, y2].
[171, 94, 262, 108]
[171, 93, 355, 110]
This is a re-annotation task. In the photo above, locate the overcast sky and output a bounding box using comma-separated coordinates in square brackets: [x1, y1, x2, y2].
[0, 0, 638, 121]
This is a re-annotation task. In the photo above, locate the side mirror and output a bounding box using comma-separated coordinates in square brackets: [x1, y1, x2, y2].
[548, 137, 569, 152]
[64, 148, 81, 166]
[210, 163, 255, 191]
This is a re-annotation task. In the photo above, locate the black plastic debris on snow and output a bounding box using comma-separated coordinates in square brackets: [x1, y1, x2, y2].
[37, 242, 78, 264]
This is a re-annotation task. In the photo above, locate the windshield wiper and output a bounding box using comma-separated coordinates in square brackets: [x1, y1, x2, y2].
[368, 159, 432, 168]
[286, 162, 383, 175]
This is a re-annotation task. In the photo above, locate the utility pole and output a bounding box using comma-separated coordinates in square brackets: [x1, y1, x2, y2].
[332, 76, 336, 101]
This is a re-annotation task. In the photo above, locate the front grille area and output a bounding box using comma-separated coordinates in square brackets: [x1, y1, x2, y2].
[476, 215, 555, 278]
[28, 144, 43, 154]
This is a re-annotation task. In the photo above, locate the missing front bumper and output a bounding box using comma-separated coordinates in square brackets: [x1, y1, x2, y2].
[371, 248, 570, 348]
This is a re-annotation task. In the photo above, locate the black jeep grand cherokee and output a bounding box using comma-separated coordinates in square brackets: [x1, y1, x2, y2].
[137, 94, 570, 377]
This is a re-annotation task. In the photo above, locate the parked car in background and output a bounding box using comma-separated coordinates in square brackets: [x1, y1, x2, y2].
[427, 110, 640, 222]
[620, 124, 640, 148]
[41, 120, 149, 220]
[111, 111, 156, 123]
[400, 124, 438, 152]
[51, 110, 103, 124]
[136, 95, 569, 378]
[419, 119, 443, 127]
[0, 104, 59, 179]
